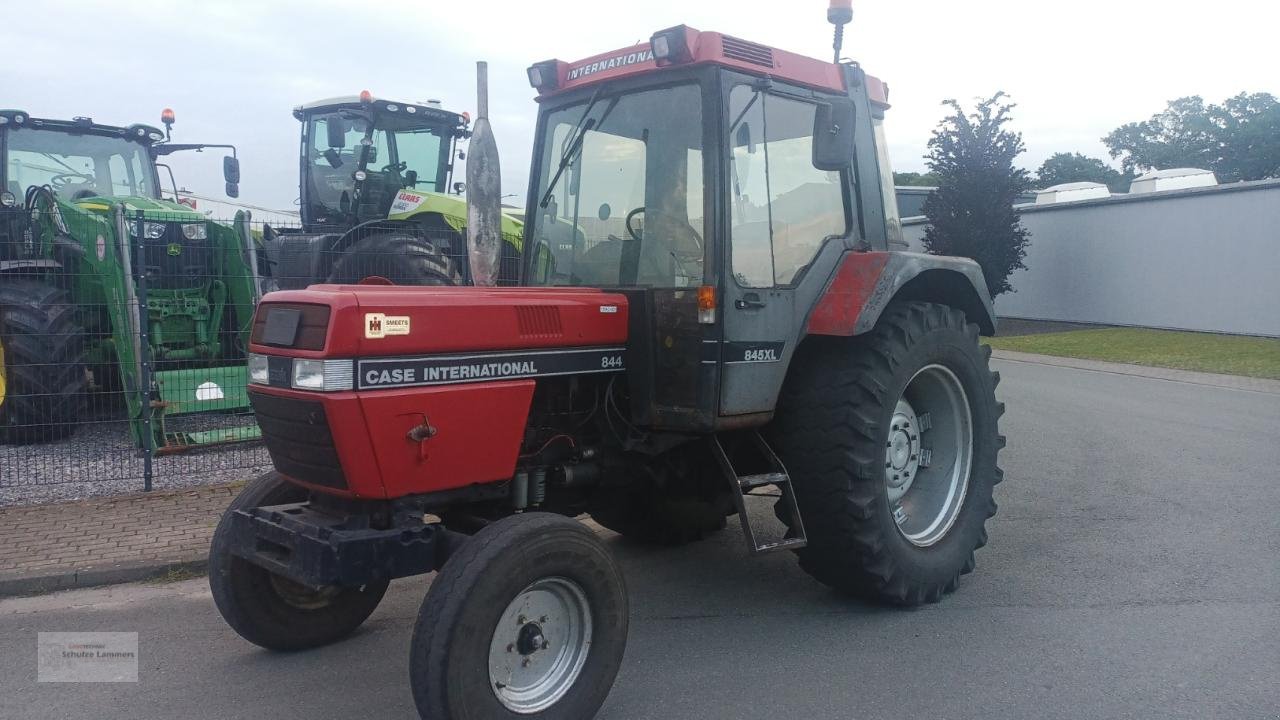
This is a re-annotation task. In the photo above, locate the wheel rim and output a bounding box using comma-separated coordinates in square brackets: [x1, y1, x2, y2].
[885, 364, 974, 547]
[488, 576, 593, 714]
[267, 573, 341, 610]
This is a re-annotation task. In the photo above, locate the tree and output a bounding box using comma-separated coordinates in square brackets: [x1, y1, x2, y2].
[1103, 93, 1280, 182]
[922, 93, 1031, 298]
[893, 171, 942, 187]
[1035, 152, 1131, 193]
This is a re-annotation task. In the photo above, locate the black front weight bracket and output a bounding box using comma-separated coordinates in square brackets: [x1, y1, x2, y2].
[226, 502, 466, 589]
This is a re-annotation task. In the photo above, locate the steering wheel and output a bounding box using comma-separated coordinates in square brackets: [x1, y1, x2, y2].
[624, 206, 704, 250]
[381, 161, 408, 174]
[50, 172, 94, 189]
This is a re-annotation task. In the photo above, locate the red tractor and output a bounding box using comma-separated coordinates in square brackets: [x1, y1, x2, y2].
[210, 11, 1005, 720]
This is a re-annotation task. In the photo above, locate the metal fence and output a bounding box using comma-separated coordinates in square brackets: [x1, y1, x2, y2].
[0, 200, 508, 505]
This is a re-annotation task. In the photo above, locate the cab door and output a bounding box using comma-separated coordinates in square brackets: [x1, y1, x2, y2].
[717, 81, 854, 416]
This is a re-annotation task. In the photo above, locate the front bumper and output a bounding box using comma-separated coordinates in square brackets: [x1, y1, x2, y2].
[225, 501, 462, 588]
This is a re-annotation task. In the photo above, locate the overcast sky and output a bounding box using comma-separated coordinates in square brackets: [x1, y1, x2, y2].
[4, 0, 1274, 214]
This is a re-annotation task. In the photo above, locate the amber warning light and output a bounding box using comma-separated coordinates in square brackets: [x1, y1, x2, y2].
[698, 285, 716, 324]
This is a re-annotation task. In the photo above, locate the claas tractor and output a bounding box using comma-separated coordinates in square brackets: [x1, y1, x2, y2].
[0, 110, 261, 447]
[210, 10, 1005, 719]
[263, 93, 524, 289]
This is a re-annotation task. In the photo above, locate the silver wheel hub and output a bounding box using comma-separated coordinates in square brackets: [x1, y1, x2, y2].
[885, 364, 975, 547]
[885, 399, 921, 500]
[488, 576, 593, 714]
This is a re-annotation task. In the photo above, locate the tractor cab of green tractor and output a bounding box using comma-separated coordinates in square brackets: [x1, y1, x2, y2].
[294, 93, 466, 232]
[268, 93, 523, 290]
[0, 108, 261, 448]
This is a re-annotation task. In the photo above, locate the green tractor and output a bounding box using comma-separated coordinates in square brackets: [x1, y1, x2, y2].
[264, 92, 523, 287]
[0, 109, 260, 448]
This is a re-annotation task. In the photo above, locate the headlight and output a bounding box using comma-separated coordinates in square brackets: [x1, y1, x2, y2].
[181, 223, 207, 240]
[127, 221, 167, 239]
[247, 353, 269, 385]
[0, 191, 15, 208]
[291, 358, 353, 391]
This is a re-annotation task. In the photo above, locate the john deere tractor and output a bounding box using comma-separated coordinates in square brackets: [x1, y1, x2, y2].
[0, 110, 260, 447]
[264, 93, 523, 287]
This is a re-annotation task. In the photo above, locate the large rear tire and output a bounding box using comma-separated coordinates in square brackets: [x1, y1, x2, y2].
[327, 232, 457, 286]
[209, 471, 390, 651]
[410, 513, 628, 720]
[770, 301, 1005, 605]
[0, 279, 86, 444]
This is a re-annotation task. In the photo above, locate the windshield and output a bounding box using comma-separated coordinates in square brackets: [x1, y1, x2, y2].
[527, 83, 705, 288]
[305, 111, 450, 222]
[4, 127, 156, 201]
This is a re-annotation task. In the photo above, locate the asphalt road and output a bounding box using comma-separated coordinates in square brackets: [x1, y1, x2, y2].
[3, 358, 1278, 720]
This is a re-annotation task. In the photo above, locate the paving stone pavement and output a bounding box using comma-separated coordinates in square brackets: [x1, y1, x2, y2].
[0, 482, 243, 596]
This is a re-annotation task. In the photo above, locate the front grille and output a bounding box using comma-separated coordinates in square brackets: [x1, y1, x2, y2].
[721, 35, 775, 68]
[143, 223, 213, 289]
[249, 391, 347, 489]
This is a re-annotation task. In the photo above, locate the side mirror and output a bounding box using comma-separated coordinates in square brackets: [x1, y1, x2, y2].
[323, 148, 343, 169]
[226, 182, 240, 199]
[326, 119, 346, 149]
[223, 156, 241, 184]
[734, 122, 755, 154]
[812, 98, 855, 171]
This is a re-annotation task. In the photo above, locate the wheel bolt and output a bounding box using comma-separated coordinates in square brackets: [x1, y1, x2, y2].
[518, 615, 526, 624]
[539, 616, 548, 623]
[507, 644, 514, 653]
[522, 658, 531, 667]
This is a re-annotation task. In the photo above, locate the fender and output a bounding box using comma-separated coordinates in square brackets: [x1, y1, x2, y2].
[805, 251, 997, 337]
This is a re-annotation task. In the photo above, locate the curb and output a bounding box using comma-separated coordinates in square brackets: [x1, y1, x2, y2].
[990, 349, 1280, 395]
[0, 556, 209, 598]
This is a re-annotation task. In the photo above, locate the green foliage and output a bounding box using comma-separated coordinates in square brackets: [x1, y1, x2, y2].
[892, 171, 942, 187]
[1103, 93, 1280, 182]
[1035, 152, 1132, 193]
[922, 93, 1031, 297]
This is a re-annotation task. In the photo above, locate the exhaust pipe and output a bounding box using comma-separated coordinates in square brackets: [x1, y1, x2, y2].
[466, 61, 502, 286]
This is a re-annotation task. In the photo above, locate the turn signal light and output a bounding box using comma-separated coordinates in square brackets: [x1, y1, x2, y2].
[697, 285, 716, 324]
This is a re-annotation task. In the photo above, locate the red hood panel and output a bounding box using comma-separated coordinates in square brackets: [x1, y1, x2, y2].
[251, 285, 629, 357]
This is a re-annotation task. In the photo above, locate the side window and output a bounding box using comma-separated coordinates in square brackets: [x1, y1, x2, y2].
[108, 155, 132, 195]
[729, 86, 847, 287]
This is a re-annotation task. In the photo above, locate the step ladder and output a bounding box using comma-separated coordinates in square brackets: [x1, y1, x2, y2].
[711, 431, 807, 555]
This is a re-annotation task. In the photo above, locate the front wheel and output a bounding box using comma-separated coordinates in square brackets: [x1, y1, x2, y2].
[208, 471, 390, 651]
[771, 301, 1005, 605]
[410, 513, 628, 719]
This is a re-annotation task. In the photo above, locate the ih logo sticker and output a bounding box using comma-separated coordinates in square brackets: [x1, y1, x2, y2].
[365, 313, 411, 339]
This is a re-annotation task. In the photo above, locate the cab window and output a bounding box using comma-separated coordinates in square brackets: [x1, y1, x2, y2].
[728, 86, 847, 287]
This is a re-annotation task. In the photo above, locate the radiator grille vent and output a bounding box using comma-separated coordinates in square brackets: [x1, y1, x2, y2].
[516, 305, 563, 338]
[721, 35, 774, 67]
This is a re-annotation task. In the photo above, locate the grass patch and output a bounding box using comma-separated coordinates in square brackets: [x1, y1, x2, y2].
[986, 327, 1280, 379]
[148, 565, 205, 584]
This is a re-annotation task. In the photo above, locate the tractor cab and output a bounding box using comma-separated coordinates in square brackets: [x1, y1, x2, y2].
[521, 26, 931, 431]
[293, 94, 468, 233]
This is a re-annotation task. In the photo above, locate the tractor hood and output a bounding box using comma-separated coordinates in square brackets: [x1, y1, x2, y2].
[387, 189, 523, 244]
[69, 195, 205, 223]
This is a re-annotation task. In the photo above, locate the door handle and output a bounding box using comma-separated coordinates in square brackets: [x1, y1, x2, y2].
[735, 293, 766, 310]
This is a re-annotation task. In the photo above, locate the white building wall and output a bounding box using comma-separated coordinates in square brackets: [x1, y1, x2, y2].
[900, 181, 1280, 337]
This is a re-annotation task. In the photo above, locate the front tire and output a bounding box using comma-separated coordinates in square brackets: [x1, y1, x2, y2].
[209, 471, 390, 651]
[771, 301, 1005, 605]
[410, 513, 628, 719]
[327, 232, 458, 286]
[0, 279, 87, 444]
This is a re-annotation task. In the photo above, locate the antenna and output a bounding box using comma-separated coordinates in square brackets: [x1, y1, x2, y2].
[828, 0, 853, 63]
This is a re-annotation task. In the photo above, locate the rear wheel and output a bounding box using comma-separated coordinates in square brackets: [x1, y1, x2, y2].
[0, 279, 86, 443]
[410, 513, 628, 719]
[771, 301, 1005, 605]
[327, 232, 457, 286]
[209, 471, 390, 651]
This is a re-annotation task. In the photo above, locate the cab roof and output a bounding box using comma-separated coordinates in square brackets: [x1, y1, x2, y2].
[292, 95, 466, 127]
[0, 110, 164, 144]
[530, 26, 888, 107]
